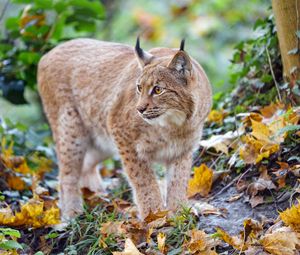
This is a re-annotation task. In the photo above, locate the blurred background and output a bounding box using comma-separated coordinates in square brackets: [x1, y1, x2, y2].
[0, 0, 269, 125]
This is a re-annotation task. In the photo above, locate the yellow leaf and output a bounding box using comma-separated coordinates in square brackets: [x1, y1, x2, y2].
[0, 199, 60, 228]
[187, 164, 213, 198]
[7, 176, 27, 191]
[186, 230, 207, 253]
[14, 161, 31, 174]
[207, 110, 225, 125]
[216, 227, 246, 251]
[251, 119, 270, 142]
[261, 227, 300, 255]
[157, 232, 166, 253]
[113, 238, 144, 255]
[279, 201, 300, 232]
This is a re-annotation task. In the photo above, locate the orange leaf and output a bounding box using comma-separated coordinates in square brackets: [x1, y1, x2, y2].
[7, 176, 27, 191]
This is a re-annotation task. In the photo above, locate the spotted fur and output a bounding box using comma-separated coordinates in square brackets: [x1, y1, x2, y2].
[38, 38, 212, 220]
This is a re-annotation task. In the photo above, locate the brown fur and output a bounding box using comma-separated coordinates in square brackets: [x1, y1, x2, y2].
[38, 38, 212, 220]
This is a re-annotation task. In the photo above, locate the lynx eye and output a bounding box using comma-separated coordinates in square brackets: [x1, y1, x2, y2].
[153, 86, 163, 95]
[137, 84, 142, 93]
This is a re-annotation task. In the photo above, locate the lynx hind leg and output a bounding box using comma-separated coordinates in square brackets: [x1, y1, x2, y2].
[79, 148, 105, 193]
[56, 106, 88, 221]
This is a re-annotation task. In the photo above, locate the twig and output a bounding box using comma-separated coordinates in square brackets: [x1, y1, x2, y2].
[208, 174, 241, 201]
[0, 0, 9, 24]
[296, 0, 299, 50]
[265, 46, 282, 102]
[289, 182, 300, 207]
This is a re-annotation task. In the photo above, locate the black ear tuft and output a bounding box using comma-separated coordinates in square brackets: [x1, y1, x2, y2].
[135, 36, 144, 59]
[134, 36, 154, 68]
[180, 39, 185, 51]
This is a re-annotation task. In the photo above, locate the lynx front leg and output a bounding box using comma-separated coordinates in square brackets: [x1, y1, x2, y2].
[120, 151, 164, 219]
[56, 106, 88, 221]
[166, 154, 192, 210]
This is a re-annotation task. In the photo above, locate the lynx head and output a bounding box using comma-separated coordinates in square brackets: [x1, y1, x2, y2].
[135, 37, 195, 127]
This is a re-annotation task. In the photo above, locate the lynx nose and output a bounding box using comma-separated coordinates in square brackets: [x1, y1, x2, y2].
[137, 104, 148, 114]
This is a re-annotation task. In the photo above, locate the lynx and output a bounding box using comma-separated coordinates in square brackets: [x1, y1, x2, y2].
[38, 38, 212, 220]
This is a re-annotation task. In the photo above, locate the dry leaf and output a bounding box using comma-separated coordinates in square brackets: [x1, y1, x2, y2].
[261, 227, 300, 255]
[7, 176, 27, 191]
[243, 218, 263, 241]
[247, 178, 276, 197]
[0, 198, 60, 227]
[216, 227, 247, 251]
[144, 210, 169, 224]
[240, 105, 299, 165]
[249, 195, 264, 208]
[199, 130, 241, 154]
[113, 238, 144, 255]
[207, 109, 225, 125]
[192, 202, 224, 217]
[100, 221, 126, 236]
[227, 193, 243, 202]
[279, 201, 300, 232]
[157, 232, 166, 253]
[187, 164, 213, 198]
[185, 229, 218, 255]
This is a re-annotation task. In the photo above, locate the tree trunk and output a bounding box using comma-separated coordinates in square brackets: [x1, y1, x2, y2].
[272, 0, 300, 81]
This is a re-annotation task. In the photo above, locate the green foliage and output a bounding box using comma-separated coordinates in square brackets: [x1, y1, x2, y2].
[0, 118, 53, 157]
[0, 0, 105, 104]
[227, 15, 281, 108]
[0, 228, 23, 252]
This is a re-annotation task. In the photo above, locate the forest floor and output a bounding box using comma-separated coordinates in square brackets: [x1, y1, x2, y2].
[0, 98, 299, 255]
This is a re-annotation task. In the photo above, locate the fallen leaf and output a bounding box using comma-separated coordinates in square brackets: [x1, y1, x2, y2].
[100, 221, 126, 237]
[157, 232, 166, 253]
[113, 238, 144, 255]
[122, 219, 148, 245]
[207, 109, 226, 125]
[249, 195, 264, 208]
[261, 227, 300, 255]
[290, 164, 300, 177]
[199, 130, 241, 154]
[216, 227, 247, 251]
[192, 202, 224, 217]
[185, 229, 218, 255]
[187, 164, 213, 198]
[247, 178, 276, 197]
[144, 210, 169, 224]
[259, 102, 284, 118]
[243, 219, 263, 241]
[227, 193, 244, 202]
[7, 176, 27, 191]
[0, 198, 60, 228]
[279, 201, 300, 232]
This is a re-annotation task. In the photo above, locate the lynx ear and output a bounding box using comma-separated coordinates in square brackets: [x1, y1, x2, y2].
[135, 37, 153, 68]
[168, 39, 192, 74]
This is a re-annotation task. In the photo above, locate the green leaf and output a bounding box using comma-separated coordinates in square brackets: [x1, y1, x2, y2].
[0, 228, 21, 238]
[5, 17, 19, 31]
[0, 240, 23, 250]
[45, 232, 59, 239]
[261, 74, 272, 83]
[69, 0, 105, 19]
[34, 252, 44, 255]
[34, 0, 53, 9]
[18, 52, 41, 65]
